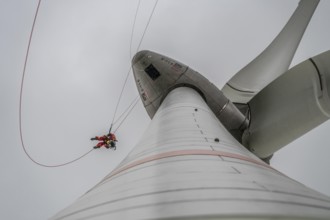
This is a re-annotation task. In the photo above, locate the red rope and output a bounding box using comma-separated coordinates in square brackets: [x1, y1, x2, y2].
[19, 0, 93, 168]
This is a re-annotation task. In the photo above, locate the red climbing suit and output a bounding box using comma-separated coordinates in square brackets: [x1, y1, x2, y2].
[92, 133, 117, 149]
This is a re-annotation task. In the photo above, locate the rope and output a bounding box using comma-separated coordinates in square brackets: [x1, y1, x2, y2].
[113, 96, 140, 133]
[109, 67, 131, 133]
[109, 0, 159, 134]
[108, 1, 142, 133]
[19, 0, 159, 167]
[113, 95, 139, 125]
[135, 0, 159, 53]
[130, 0, 142, 60]
[19, 0, 94, 168]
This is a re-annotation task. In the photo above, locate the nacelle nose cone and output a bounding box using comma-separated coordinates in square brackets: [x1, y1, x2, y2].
[131, 51, 188, 118]
[132, 50, 148, 65]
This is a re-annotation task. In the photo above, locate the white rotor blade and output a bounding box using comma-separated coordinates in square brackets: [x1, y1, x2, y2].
[222, 0, 319, 103]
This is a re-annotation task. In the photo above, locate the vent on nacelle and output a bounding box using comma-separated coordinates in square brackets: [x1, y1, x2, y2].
[145, 64, 160, 80]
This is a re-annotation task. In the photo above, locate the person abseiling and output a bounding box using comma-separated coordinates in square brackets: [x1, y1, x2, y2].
[91, 133, 118, 150]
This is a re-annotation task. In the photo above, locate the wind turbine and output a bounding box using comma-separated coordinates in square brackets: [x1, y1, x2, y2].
[52, 0, 330, 219]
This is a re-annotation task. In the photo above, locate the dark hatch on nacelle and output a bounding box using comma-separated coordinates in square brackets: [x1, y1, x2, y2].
[145, 64, 160, 80]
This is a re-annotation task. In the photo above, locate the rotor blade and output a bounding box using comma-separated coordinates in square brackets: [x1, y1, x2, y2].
[246, 50, 330, 158]
[222, 0, 319, 103]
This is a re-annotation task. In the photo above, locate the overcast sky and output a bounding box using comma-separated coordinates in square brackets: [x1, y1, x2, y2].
[1, 0, 330, 219]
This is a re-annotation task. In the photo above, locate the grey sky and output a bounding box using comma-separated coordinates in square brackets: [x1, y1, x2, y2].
[0, 0, 329, 219]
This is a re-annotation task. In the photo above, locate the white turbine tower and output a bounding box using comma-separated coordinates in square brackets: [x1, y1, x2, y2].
[52, 0, 330, 219]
